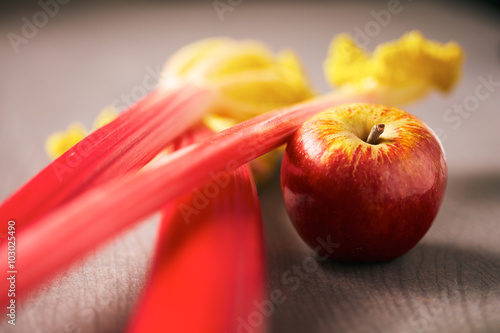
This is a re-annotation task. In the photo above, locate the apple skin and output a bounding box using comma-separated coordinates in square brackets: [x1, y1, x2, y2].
[281, 103, 447, 262]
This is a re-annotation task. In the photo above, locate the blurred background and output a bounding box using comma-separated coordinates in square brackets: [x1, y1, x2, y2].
[1, 1, 499, 332]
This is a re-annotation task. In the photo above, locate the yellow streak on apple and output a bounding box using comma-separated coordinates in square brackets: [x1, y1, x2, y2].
[299, 104, 438, 194]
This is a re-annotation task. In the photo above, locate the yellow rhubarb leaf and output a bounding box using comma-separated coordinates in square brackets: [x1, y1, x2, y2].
[324, 31, 464, 105]
[161, 38, 315, 121]
[45, 123, 88, 160]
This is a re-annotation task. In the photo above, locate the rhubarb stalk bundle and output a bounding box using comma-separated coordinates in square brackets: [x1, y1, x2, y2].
[0, 37, 313, 232]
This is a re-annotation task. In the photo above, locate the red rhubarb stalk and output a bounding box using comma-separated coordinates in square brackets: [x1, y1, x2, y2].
[0, 84, 212, 231]
[129, 126, 265, 332]
[128, 163, 265, 333]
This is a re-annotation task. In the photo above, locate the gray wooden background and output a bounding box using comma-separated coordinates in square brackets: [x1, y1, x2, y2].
[1, 1, 499, 332]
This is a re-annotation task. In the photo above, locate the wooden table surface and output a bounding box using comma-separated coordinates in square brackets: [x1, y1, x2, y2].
[1, 1, 499, 332]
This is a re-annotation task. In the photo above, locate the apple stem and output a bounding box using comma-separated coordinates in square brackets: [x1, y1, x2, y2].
[366, 124, 385, 144]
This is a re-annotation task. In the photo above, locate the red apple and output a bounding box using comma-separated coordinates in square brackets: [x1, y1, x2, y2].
[281, 103, 447, 262]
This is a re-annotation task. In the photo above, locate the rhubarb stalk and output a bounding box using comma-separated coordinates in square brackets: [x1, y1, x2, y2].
[0, 84, 212, 229]
[128, 164, 265, 333]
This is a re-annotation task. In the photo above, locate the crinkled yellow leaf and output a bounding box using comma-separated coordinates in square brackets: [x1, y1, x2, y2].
[45, 123, 88, 160]
[324, 31, 464, 104]
[162, 38, 232, 80]
[324, 34, 372, 87]
[276, 49, 317, 96]
[197, 42, 276, 80]
[161, 38, 314, 121]
[213, 69, 312, 121]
